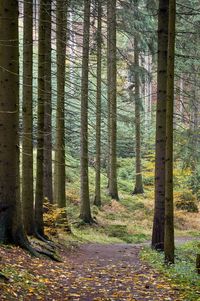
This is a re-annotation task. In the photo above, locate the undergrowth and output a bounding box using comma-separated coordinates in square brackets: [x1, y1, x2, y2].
[141, 241, 200, 301]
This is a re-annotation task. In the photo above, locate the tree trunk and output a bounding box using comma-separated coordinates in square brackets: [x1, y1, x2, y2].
[107, 0, 119, 200]
[152, 0, 169, 251]
[54, 0, 67, 208]
[132, 32, 144, 195]
[35, 0, 46, 236]
[80, 0, 93, 223]
[0, 0, 29, 246]
[94, 1, 102, 207]
[22, 0, 35, 235]
[196, 254, 200, 274]
[43, 0, 53, 204]
[164, 0, 176, 264]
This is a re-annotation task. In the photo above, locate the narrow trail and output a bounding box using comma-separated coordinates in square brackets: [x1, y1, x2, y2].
[0, 240, 191, 300]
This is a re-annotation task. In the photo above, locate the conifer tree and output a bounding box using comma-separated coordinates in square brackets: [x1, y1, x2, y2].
[54, 0, 68, 208]
[132, 0, 144, 195]
[44, 0, 53, 204]
[107, 0, 119, 200]
[94, 0, 102, 207]
[35, 0, 47, 237]
[152, 0, 169, 251]
[80, 0, 93, 223]
[164, 0, 176, 264]
[0, 0, 34, 249]
[22, 0, 35, 235]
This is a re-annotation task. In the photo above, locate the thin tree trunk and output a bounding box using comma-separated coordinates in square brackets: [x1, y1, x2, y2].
[164, 0, 176, 264]
[80, 0, 93, 223]
[35, 0, 46, 237]
[106, 3, 110, 190]
[132, 33, 144, 195]
[22, 0, 35, 235]
[152, 0, 169, 251]
[94, 0, 102, 207]
[43, 0, 53, 204]
[54, 0, 67, 208]
[107, 0, 119, 200]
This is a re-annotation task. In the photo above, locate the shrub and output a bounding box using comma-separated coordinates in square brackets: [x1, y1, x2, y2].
[175, 191, 198, 213]
[143, 175, 154, 186]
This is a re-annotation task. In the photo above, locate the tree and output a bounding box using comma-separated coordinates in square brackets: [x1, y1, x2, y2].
[107, 0, 119, 200]
[0, 0, 33, 249]
[35, 0, 47, 237]
[132, 1, 144, 195]
[94, 0, 102, 207]
[43, 0, 53, 204]
[152, 0, 169, 251]
[22, 0, 35, 235]
[164, 0, 176, 264]
[54, 0, 68, 208]
[80, 0, 93, 223]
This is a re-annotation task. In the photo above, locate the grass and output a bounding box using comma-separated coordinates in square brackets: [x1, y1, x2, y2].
[141, 241, 200, 301]
[63, 156, 200, 245]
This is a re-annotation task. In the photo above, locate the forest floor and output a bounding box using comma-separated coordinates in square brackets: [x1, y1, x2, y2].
[0, 240, 191, 301]
[1, 157, 200, 300]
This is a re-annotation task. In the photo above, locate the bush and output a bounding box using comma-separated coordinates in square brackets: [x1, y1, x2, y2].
[106, 224, 127, 238]
[175, 191, 198, 213]
[180, 191, 195, 202]
[143, 175, 154, 186]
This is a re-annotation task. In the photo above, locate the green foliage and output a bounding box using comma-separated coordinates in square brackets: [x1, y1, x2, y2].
[175, 192, 198, 213]
[121, 198, 145, 211]
[106, 224, 149, 244]
[188, 166, 200, 200]
[143, 174, 154, 186]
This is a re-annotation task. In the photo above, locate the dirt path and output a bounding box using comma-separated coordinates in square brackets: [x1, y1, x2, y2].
[0, 242, 185, 301]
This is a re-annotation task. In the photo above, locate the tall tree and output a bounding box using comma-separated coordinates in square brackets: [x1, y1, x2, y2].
[152, 0, 169, 251]
[54, 0, 67, 208]
[35, 0, 46, 237]
[94, 0, 102, 207]
[43, 0, 53, 204]
[22, 0, 34, 235]
[132, 16, 144, 195]
[0, 0, 32, 248]
[164, 0, 176, 264]
[107, 0, 119, 200]
[80, 0, 93, 223]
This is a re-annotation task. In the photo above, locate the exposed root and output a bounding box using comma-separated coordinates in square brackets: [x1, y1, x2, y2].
[0, 272, 9, 283]
[34, 232, 56, 248]
[35, 248, 62, 262]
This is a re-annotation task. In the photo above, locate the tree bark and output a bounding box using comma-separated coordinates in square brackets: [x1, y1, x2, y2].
[54, 0, 68, 208]
[107, 0, 119, 200]
[35, 0, 46, 236]
[164, 0, 176, 264]
[152, 0, 169, 251]
[196, 254, 200, 274]
[94, 1, 102, 207]
[22, 0, 35, 235]
[0, 0, 30, 247]
[43, 0, 53, 204]
[132, 30, 144, 195]
[80, 0, 93, 223]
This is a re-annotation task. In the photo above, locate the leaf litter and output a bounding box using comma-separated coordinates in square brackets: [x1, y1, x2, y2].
[0, 243, 184, 300]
